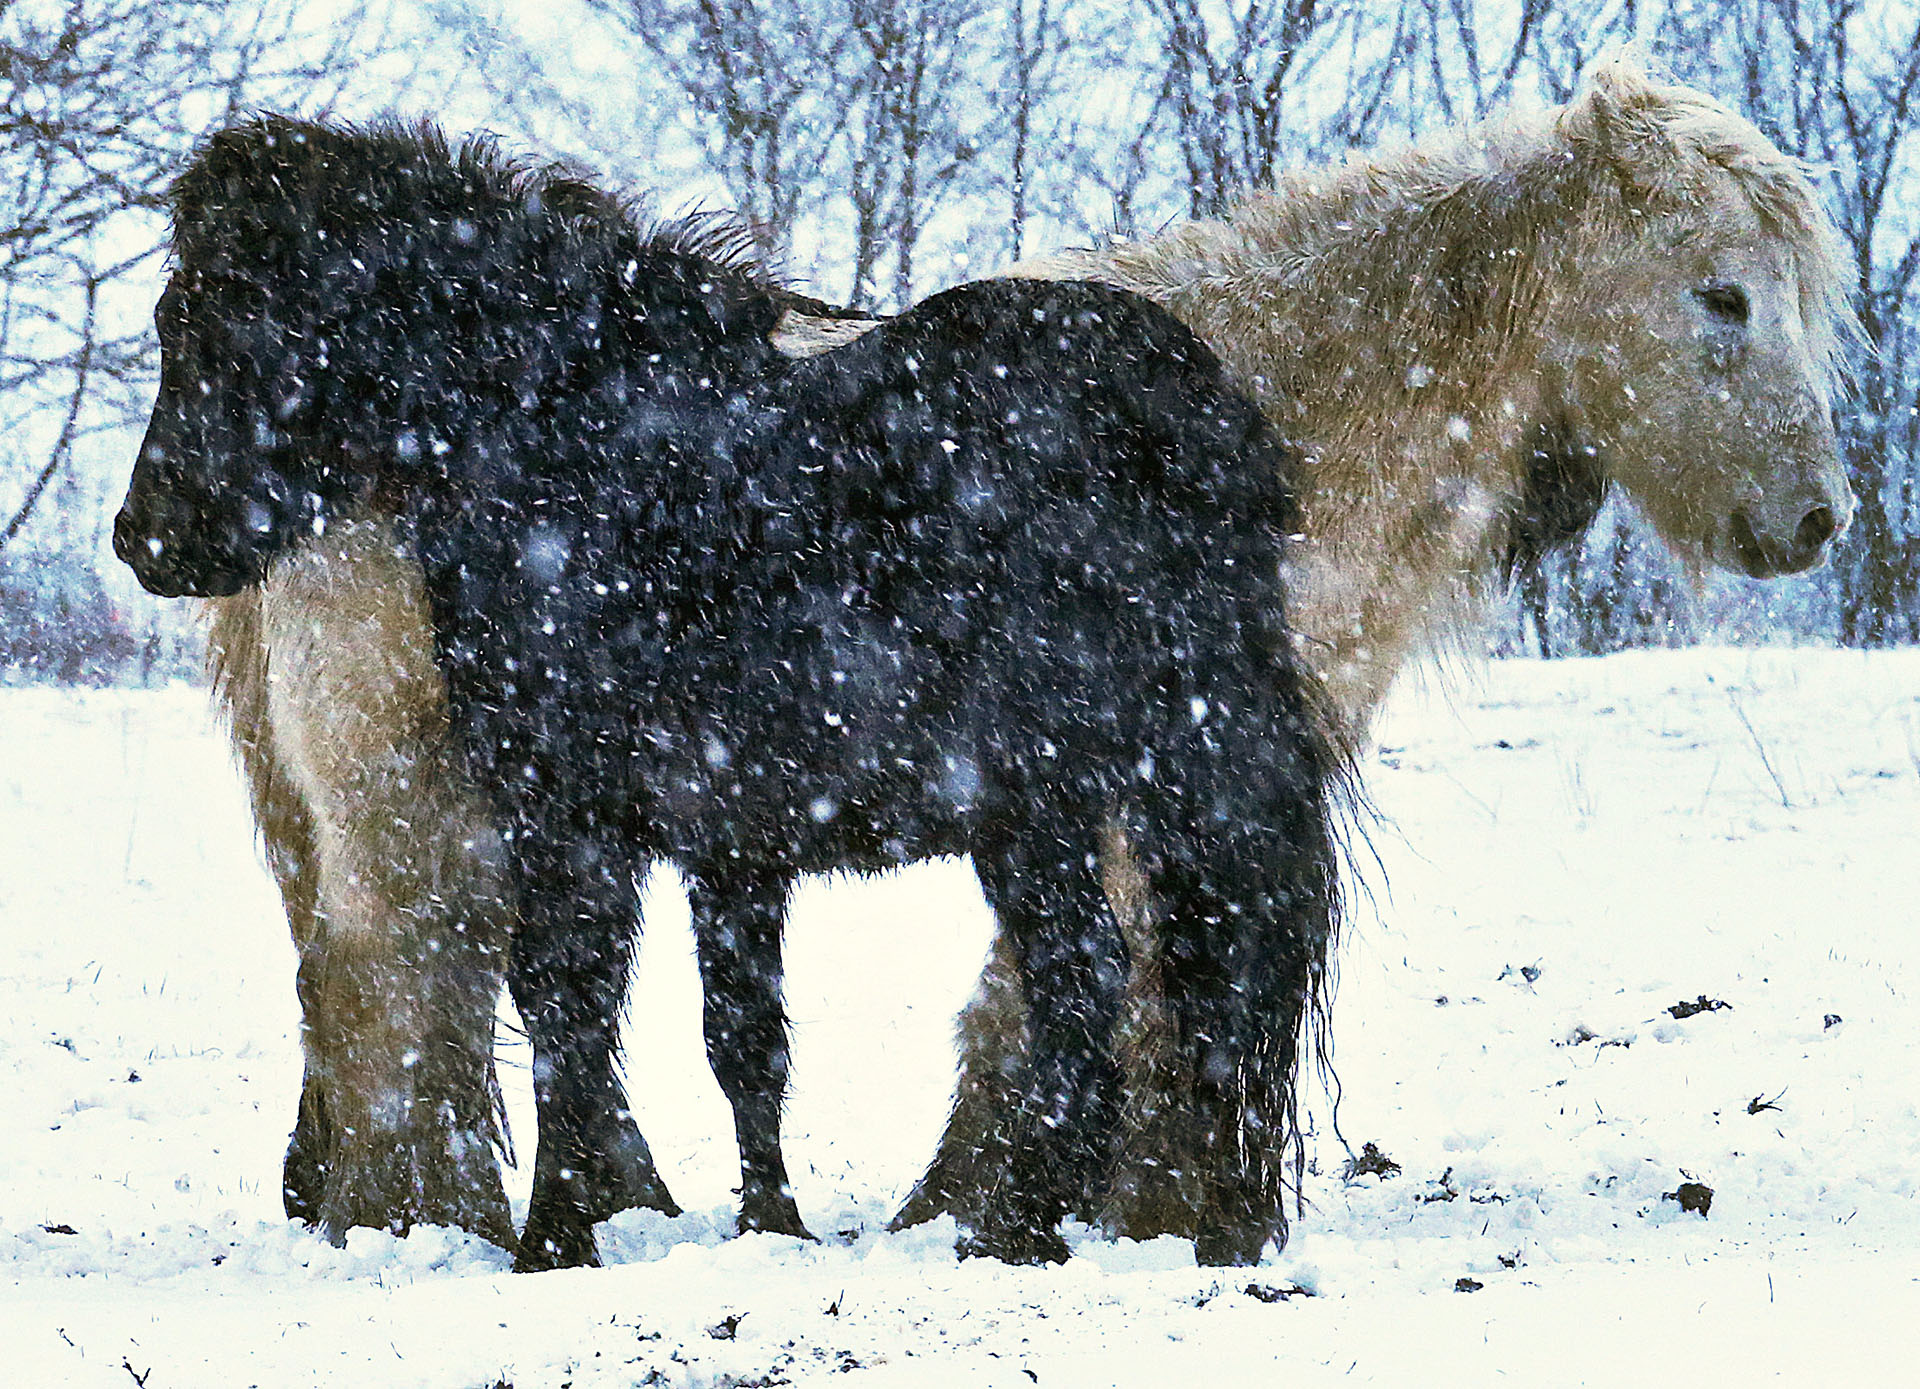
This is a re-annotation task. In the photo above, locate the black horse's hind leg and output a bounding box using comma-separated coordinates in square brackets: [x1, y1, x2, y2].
[961, 801, 1127, 1265]
[1134, 694, 1337, 1267]
[509, 827, 678, 1272]
[687, 866, 812, 1240]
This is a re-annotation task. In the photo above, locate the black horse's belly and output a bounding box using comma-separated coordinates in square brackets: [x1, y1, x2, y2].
[636, 620, 986, 875]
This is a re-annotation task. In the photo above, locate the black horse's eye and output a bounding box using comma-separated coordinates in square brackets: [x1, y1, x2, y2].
[1696, 282, 1749, 326]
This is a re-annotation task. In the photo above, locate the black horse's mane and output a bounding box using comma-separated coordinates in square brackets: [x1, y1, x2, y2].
[646, 210, 869, 322]
[156, 113, 824, 537]
[170, 113, 841, 319]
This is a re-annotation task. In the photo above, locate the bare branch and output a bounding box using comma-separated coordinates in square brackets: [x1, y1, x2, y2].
[0, 275, 94, 552]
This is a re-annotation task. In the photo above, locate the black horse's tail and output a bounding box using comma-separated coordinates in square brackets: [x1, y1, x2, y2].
[1119, 582, 1346, 1259]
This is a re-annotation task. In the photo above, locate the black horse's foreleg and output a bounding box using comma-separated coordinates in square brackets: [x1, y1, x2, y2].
[687, 867, 811, 1239]
[963, 805, 1127, 1265]
[509, 829, 678, 1272]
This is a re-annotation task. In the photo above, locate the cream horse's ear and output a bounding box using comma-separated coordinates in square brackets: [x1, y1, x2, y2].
[1559, 46, 1679, 203]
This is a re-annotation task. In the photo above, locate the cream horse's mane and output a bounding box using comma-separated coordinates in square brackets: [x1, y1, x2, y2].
[1078, 54, 1855, 418]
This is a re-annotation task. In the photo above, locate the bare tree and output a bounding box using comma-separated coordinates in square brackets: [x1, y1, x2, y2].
[0, 0, 391, 554]
[841, 0, 995, 306]
[1794, 2, 1920, 645]
[1003, 0, 1054, 259]
[584, 0, 863, 265]
[587, 0, 996, 310]
[1150, 0, 1349, 214]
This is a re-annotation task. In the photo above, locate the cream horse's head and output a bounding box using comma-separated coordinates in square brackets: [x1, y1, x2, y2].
[1545, 58, 1856, 578]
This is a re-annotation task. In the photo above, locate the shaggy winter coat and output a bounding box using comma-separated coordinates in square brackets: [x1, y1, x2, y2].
[114, 118, 1344, 1270]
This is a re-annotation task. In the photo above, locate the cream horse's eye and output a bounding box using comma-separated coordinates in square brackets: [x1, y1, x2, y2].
[1695, 282, 1750, 326]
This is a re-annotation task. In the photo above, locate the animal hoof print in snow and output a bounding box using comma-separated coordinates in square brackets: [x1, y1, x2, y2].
[955, 1224, 1071, 1266]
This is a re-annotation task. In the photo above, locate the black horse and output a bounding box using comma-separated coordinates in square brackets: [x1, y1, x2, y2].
[115, 118, 1344, 1271]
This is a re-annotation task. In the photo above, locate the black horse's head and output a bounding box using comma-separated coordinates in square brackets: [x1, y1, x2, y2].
[115, 115, 789, 598]
[114, 255, 337, 596]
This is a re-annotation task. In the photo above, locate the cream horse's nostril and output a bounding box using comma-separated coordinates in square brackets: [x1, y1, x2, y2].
[1795, 505, 1838, 554]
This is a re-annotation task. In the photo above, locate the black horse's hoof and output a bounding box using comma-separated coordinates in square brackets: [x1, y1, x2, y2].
[889, 1182, 997, 1234]
[888, 1143, 997, 1233]
[955, 1225, 1071, 1266]
[1193, 1220, 1278, 1268]
[519, 1116, 680, 1272]
[887, 1183, 954, 1232]
[588, 1116, 683, 1221]
[512, 1217, 602, 1273]
[738, 1192, 814, 1241]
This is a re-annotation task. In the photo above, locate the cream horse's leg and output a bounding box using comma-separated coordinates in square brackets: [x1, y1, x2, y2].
[240, 516, 514, 1247]
[207, 590, 332, 1221]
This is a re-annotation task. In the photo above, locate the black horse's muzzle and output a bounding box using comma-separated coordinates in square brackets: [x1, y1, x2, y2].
[112, 488, 261, 598]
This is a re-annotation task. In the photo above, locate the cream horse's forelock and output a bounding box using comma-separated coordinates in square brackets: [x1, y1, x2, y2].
[1567, 53, 1860, 393]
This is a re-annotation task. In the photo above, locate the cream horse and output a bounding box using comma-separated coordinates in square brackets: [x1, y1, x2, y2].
[201, 55, 1852, 1248]
[891, 54, 1856, 1238]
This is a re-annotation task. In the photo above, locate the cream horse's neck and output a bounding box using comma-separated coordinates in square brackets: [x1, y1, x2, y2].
[1019, 172, 1588, 731]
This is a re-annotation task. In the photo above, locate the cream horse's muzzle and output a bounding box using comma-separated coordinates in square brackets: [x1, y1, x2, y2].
[1726, 480, 1854, 578]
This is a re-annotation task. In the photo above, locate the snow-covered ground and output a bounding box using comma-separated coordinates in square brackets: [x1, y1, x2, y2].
[4, 646, 1918, 1386]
